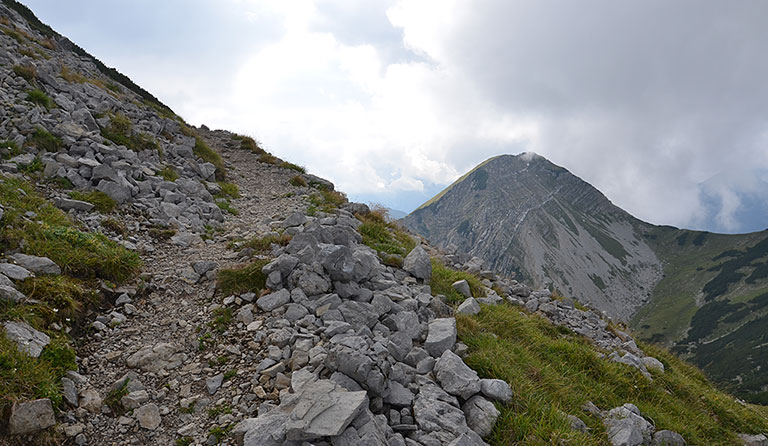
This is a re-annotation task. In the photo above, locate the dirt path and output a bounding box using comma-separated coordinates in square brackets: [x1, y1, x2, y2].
[72, 135, 309, 445]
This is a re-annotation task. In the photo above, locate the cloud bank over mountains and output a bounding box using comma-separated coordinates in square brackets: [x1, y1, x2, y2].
[25, 0, 768, 232]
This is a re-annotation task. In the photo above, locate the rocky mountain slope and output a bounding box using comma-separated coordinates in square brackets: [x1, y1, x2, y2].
[402, 153, 768, 404]
[0, 2, 766, 445]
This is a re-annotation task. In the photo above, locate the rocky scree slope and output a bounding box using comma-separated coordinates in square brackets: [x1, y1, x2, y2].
[401, 153, 768, 404]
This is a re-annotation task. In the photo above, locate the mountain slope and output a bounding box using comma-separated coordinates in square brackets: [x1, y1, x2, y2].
[404, 153, 662, 321]
[402, 153, 768, 403]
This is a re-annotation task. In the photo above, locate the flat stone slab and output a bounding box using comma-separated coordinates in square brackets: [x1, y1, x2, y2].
[424, 318, 457, 357]
[0, 263, 32, 281]
[10, 254, 61, 275]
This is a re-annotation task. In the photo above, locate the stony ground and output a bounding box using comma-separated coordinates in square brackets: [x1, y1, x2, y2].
[66, 134, 309, 445]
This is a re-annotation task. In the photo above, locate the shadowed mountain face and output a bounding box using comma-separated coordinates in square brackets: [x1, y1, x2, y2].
[403, 153, 768, 403]
[402, 153, 662, 321]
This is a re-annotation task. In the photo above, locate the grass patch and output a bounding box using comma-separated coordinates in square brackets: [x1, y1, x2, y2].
[217, 259, 270, 296]
[280, 161, 305, 173]
[3, 28, 23, 43]
[175, 437, 193, 446]
[216, 182, 240, 199]
[104, 377, 130, 414]
[193, 137, 225, 181]
[430, 259, 486, 303]
[1, 177, 140, 283]
[26, 88, 53, 109]
[457, 304, 768, 445]
[358, 208, 416, 258]
[101, 113, 161, 153]
[18, 156, 43, 174]
[208, 403, 232, 418]
[158, 166, 179, 182]
[207, 307, 232, 333]
[102, 217, 127, 235]
[216, 199, 239, 216]
[240, 233, 292, 254]
[289, 175, 307, 187]
[69, 190, 117, 213]
[17, 275, 97, 325]
[0, 330, 63, 413]
[233, 135, 264, 154]
[308, 189, 347, 213]
[13, 64, 36, 82]
[148, 225, 176, 241]
[26, 127, 62, 152]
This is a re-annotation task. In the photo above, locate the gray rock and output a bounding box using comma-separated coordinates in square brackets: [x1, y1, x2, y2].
[193, 260, 218, 275]
[61, 377, 78, 407]
[125, 342, 182, 372]
[652, 430, 686, 446]
[55, 198, 95, 212]
[603, 404, 654, 446]
[121, 390, 150, 410]
[3, 321, 50, 358]
[384, 381, 414, 408]
[424, 318, 457, 357]
[567, 414, 588, 433]
[403, 246, 432, 280]
[96, 180, 131, 204]
[447, 432, 488, 446]
[457, 297, 480, 315]
[207, 373, 224, 395]
[282, 212, 308, 228]
[0, 284, 26, 303]
[0, 263, 32, 281]
[434, 350, 481, 399]
[642, 357, 665, 373]
[738, 434, 768, 446]
[413, 383, 468, 438]
[480, 379, 513, 403]
[135, 403, 161, 430]
[8, 399, 56, 435]
[257, 288, 291, 312]
[462, 395, 499, 438]
[452, 280, 472, 298]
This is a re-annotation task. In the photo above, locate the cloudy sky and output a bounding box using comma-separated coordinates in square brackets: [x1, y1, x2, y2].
[23, 0, 768, 233]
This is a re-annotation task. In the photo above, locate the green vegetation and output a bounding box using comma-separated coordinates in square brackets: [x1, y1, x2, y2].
[0, 140, 21, 159]
[216, 182, 240, 199]
[216, 199, 239, 216]
[16, 276, 96, 325]
[18, 156, 43, 174]
[289, 175, 307, 187]
[280, 161, 305, 173]
[429, 258, 486, 303]
[104, 377, 130, 414]
[158, 166, 179, 182]
[175, 437, 193, 446]
[208, 424, 233, 444]
[193, 137, 225, 181]
[102, 217, 127, 235]
[148, 224, 176, 241]
[207, 307, 232, 333]
[27, 126, 62, 152]
[240, 233, 292, 254]
[232, 134, 264, 154]
[0, 331, 64, 413]
[216, 259, 270, 296]
[458, 304, 768, 445]
[1, 178, 140, 282]
[69, 190, 118, 213]
[101, 113, 161, 153]
[3, 27, 23, 43]
[308, 188, 347, 214]
[25, 88, 53, 108]
[13, 64, 36, 82]
[358, 208, 416, 260]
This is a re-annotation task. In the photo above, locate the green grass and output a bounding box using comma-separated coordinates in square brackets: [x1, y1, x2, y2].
[358, 209, 416, 258]
[0, 331, 64, 413]
[430, 259, 486, 303]
[240, 233, 292, 253]
[26, 88, 53, 109]
[194, 137, 225, 181]
[18, 156, 43, 174]
[458, 304, 768, 445]
[69, 190, 118, 213]
[1, 178, 140, 282]
[216, 182, 240, 199]
[104, 377, 130, 414]
[280, 161, 305, 173]
[101, 113, 161, 153]
[158, 166, 179, 182]
[208, 307, 232, 333]
[208, 403, 232, 418]
[27, 127, 62, 152]
[16, 276, 97, 325]
[233, 135, 264, 154]
[3, 28, 24, 43]
[308, 189, 347, 213]
[289, 175, 307, 187]
[216, 199, 239, 215]
[13, 64, 36, 82]
[216, 259, 270, 296]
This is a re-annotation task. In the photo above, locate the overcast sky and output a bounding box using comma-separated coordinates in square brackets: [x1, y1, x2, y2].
[23, 0, 768, 233]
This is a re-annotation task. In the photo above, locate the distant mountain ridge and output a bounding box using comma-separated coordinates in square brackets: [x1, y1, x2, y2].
[402, 153, 768, 403]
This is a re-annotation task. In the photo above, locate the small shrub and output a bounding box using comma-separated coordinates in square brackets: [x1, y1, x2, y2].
[26, 88, 53, 108]
[289, 175, 307, 187]
[217, 259, 270, 295]
[208, 307, 232, 333]
[69, 190, 117, 213]
[280, 161, 306, 173]
[13, 64, 36, 82]
[27, 127, 62, 152]
[223, 369, 237, 380]
[158, 166, 179, 182]
[194, 138, 225, 181]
